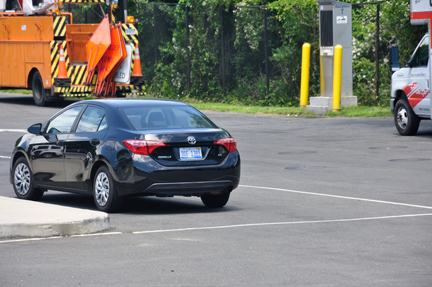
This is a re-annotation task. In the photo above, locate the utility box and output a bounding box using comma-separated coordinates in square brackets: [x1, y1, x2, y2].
[307, 0, 357, 114]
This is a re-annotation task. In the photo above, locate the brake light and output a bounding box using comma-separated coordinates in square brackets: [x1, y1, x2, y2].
[214, 137, 236, 153]
[123, 139, 167, 156]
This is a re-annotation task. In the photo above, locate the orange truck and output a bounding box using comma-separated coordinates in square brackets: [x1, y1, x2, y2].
[0, 0, 145, 106]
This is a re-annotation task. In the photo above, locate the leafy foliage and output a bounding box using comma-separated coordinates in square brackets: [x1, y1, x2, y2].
[73, 0, 427, 107]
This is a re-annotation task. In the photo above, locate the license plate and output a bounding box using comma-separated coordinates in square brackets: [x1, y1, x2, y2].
[179, 147, 202, 160]
[125, 29, 136, 35]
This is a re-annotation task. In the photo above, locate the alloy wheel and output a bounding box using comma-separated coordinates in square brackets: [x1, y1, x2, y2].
[14, 163, 31, 196]
[95, 172, 110, 207]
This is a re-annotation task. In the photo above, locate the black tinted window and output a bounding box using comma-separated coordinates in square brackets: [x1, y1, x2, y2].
[119, 105, 217, 130]
[76, 106, 106, 133]
[46, 106, 83, 134]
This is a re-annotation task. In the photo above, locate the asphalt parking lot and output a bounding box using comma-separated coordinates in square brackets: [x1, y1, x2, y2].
[0, 94, 431, 286]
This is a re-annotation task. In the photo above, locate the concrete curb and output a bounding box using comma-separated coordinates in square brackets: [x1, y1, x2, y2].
[0, 196, 110, 238]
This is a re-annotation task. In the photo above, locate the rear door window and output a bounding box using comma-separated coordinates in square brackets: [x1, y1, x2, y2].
[76, 106, 107, 133]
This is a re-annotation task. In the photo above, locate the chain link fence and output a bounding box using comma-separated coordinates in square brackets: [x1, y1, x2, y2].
[66, 1, 427, 106]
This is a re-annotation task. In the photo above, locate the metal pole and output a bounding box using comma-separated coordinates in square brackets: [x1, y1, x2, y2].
[264, 8, 269, 93]
[186, 6, 191, 92]
[123, 0, 128, 23]
[375, 3, 380, 106]
[154, 4, 159, 95]
[220, 6, 226, 98]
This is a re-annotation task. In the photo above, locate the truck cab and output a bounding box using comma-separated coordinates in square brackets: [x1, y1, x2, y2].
[390, 33, 430, 135]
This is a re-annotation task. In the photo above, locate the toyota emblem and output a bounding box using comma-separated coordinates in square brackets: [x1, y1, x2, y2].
[187, 136, 196, 145]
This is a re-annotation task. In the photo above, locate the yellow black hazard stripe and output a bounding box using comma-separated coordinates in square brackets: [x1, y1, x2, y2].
[117, 85, 146, 91]
[121, 24, 138, 44]
[50, 40, 69, 80]
[51, 40, 91, 91]
[121, 24, 139, 75]
[49, 24, 144, 97]
[63, 94, 92, 98]
[54, 86, 93, 93]
[121, 92, 146, 97]
[53, 16, 67, 38]
[69, 65, 88, 85]
[63, 0, 105, 4]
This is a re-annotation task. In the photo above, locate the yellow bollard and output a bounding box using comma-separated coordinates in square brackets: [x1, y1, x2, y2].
[320, 56, 324, 96]
[333, 44, 343, 112]
[300, 43, 311, 109]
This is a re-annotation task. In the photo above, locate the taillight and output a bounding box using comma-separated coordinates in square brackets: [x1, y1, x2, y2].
[214, 137, 236, 153]
[123, 139, 167, 156]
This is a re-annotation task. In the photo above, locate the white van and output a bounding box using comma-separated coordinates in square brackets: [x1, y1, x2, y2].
[390, 33, 430, 135]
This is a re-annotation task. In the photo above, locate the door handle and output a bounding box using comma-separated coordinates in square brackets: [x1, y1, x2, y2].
[90, 138, 100, 146]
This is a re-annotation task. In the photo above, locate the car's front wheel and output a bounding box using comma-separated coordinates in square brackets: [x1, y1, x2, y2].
[394, 99, 420, 136]
[93, 166, 123, 212]
[12, 157, 44, 200]
[201, 191, 230, 208]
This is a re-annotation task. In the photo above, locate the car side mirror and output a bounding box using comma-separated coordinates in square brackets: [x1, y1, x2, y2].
[28, 123, 42, 134]
[390, 46, 400, 72]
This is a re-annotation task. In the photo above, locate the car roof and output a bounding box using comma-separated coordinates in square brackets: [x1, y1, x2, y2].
[76, 98, 188, 109]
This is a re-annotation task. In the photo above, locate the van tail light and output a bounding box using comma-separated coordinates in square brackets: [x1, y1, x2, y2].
[123, 140, 167, 156]
[214, 137, 236, 153]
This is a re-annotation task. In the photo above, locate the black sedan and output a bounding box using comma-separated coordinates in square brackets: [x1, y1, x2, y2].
[10, 99, 240, 212]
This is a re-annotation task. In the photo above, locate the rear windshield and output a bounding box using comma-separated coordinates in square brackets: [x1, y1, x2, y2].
[118, 105, 218, 130]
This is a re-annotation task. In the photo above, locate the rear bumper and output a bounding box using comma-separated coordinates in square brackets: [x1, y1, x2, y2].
[142, 180, 234, 196]
[114, 151, 241, 197]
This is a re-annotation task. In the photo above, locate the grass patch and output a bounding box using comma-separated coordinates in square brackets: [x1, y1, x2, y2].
[0, 90, 392, 117]
[182, 99, 392, 118]
[0, 89, 32, 95]
[186, 102, 316, 116]
[324, 106, 392, 117]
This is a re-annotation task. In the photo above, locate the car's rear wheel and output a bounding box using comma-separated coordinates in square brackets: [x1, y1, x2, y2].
[13, 157, 44, 200]
[394, 99, 420, 136]
[93, 166, 123, 212]
[201, 191, 230, 208]
[32, 71, 48, 107]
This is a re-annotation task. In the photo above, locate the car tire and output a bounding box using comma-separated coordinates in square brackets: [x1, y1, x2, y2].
[201, 191, 230, 208]
[12, 157, 44, 201]
[93, 166, 123, 213]
[394, 99, 420, 136]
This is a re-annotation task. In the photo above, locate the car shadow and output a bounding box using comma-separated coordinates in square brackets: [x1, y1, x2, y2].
[40, 192, 240, 215]
[40, 192, 95, 210]
[122, 196, 240, 215]
[415, 130, 432, 138]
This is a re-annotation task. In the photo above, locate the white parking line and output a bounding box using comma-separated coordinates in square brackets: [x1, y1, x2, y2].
[132, 213, 432, 234]
[2, 184, 431, 244]
[2, 213, 431, 244]
[0, 232, 123, 244]
[0, 236, 64, 244]
[71, 232, 123, 238]
[0, 155, 10, 159]
[0, 129, 27, 133]
[239, 184, 432, 210]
